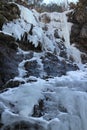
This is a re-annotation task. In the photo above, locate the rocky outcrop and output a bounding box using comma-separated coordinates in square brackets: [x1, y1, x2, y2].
[69, 0, 87, 63]
[42, 52, 78, 78]
[1, 120, 45, 130]
[24, 60, 41, 78]
[0, 1, 22, 89]
[0, 32, 21, 88]
[0, 0, 20, 29]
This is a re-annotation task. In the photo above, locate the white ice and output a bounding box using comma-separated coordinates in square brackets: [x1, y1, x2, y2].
[1, 3, 87, 130]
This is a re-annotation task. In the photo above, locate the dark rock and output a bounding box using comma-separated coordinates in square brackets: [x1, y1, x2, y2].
[42, 52, 78, 77]
[0, 32, 15, 44]
[42, 52, 66, 77]
[0, 2, 20, 25]
[0, 14, 7, 29]
[81, 54, 87, 64]
[58, 104, 67, 113]
[0, 32, 18, 51]
[59, 50, 67, 59]
[57, 40, 66, 50]
[70, 24, 81, 43]
[29, 24, 33, 35]
[54, 29, 60, 39]
[70, 24, 87, 55]
[42, 25, 48, 31]
[18, 33, 42, 52]
[0, 123, 3, 128]
[19, 41, 42, 52]
[69, 0, 87, 63]
[24, 51, 33, 60]
[39, 13, 51, 23]
[3, 120, 45, 130]
[0, 33, 22, 88]
[32, 99, 44, 117]
[24, 60, 41, 78]
[2, 80, 25, 90]
[26, 78, 37, 83]
[68, 6, 87, 25]
[80, 24, 87, 38]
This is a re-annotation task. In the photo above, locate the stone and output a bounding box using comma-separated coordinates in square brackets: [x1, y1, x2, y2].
[32, 99, 44, 117]
[18, 32, 42, 52]
[40, 13, 51, 23]
[0, 33, 22, 88]
[2, 80, 25, 90]
[0, 2, 20, 22]
[69, 0, 87, 62]
[42, 52, 78, 78]
[2, 120, 45, 130]
[0, 14, 7, 29]
[70, 24, 81, 43]
[54, 29, 60, 39]
[19, 40, 42, 52]
[24, 60, 41, 78]
[80, 24, 87, 39]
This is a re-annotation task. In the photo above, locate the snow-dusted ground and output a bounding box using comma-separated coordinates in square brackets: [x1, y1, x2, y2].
[0, 3, 87, 130]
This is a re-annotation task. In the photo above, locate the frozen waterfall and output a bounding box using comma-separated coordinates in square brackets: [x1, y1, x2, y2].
[0, 3, 87, 130]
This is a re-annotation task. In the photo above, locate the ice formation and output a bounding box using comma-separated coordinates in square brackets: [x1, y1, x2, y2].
[0, 3, 87, 130]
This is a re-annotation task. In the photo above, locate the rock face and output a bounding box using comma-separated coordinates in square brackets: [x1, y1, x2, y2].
[0, 0, 20, 29]
[1, 120, 46, 130]
[0, 32, 20, 88]
[69, 0, 87, 63]
[24, 60, 41, 78]
[42, 52, 78, 78]
[0, 1, 21, 88]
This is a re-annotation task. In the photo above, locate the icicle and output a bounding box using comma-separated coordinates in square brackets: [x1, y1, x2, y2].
[60, 11, 82, 65]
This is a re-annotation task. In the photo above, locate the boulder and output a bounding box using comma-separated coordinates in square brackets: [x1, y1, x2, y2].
[42, 52, 78, 78]
[24, 60, 41, 78]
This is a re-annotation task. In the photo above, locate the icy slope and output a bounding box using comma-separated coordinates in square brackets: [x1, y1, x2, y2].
[0, 3, 87, 130]
[0, 68, 87, 130]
